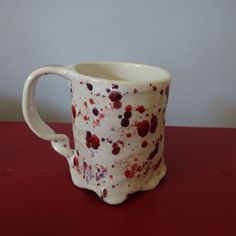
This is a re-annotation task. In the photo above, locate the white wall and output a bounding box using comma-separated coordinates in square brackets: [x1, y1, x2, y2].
[1, 0, 236, 127]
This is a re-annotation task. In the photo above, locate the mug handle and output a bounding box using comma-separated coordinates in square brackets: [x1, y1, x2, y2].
[22, 65, 73, 158]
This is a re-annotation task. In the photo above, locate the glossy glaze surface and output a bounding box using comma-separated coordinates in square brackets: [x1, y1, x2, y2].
[22, 62, 171, 204]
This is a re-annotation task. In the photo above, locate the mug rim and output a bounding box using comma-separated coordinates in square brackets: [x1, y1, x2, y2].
[67, 61, 171, 84]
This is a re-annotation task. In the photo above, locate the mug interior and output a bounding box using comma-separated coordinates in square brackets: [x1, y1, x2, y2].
[70, 62, 170, 83]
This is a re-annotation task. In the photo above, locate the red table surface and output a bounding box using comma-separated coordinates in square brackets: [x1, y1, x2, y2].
[0, 122, 235, 236]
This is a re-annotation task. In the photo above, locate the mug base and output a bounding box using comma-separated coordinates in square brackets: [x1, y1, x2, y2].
[68, 158, 167, 205]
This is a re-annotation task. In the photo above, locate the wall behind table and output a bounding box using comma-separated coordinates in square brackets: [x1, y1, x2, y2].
[1, 0, 236, 127]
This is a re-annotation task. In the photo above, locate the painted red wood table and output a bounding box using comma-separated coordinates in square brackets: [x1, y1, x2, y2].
[0, 122, 235, 236]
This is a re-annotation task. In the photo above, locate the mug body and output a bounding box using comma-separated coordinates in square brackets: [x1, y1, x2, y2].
[67, 62, 171, 204]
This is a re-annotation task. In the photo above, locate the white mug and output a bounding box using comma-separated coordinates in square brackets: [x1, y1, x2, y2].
[22, 62, 171, 204]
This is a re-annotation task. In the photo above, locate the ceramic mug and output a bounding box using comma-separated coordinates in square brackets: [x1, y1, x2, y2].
[22, 62, 171, 204]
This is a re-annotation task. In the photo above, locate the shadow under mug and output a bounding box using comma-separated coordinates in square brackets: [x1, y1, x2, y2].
[22, 61, 171, 204]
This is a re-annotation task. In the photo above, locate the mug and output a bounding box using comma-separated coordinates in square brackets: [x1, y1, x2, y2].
[22, 62, 171, 204]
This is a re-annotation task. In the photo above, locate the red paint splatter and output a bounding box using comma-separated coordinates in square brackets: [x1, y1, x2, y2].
[73, 156, 79, 167]
[102, 188, 108, 198]
[83, 115, 89, 121]
[92, 107, 99, 116]
[124, 170, 131, 178]
[112, 84, 119, 89]
[135, 105, 146, 113]
[124, 164, 140, 179]
[93, 119, 100, 126]
[124, 111, 132, 119]
[113, 101, 122, 109]
[89, 98, 94, 104]
[109, 91, 122, 109]
[118, 140, 124, 146]
[83, 161, 87, 169]
[84, 101, 88, 108]
[101, 166, 107, 173]
[99, 113, 105, 120]
[86, 131, 100, 149]
[125, 105, 132, 112]
[72, 104, 76, 119]
[109, 174, 113, 179]
[93, 113, 104, 126]
[153, 157, 162, 170]
[136, 166, 142, 172]
[131, 163, 138, 171]
[135, 120, 150, 137]
[108, 91, 122, 102]
[76, 149, 79, 156]
[150, 115, 158, 133]
[126, 133, 132, 138]
[148, 141, 160, 160]
[112, 142, 121, 155]
[121, 118, 129, 127]
[142, 140, 148, 148]
[86, 83, 93, 91]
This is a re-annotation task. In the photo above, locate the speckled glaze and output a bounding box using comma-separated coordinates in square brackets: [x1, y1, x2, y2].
[22, 62, 171, 204]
